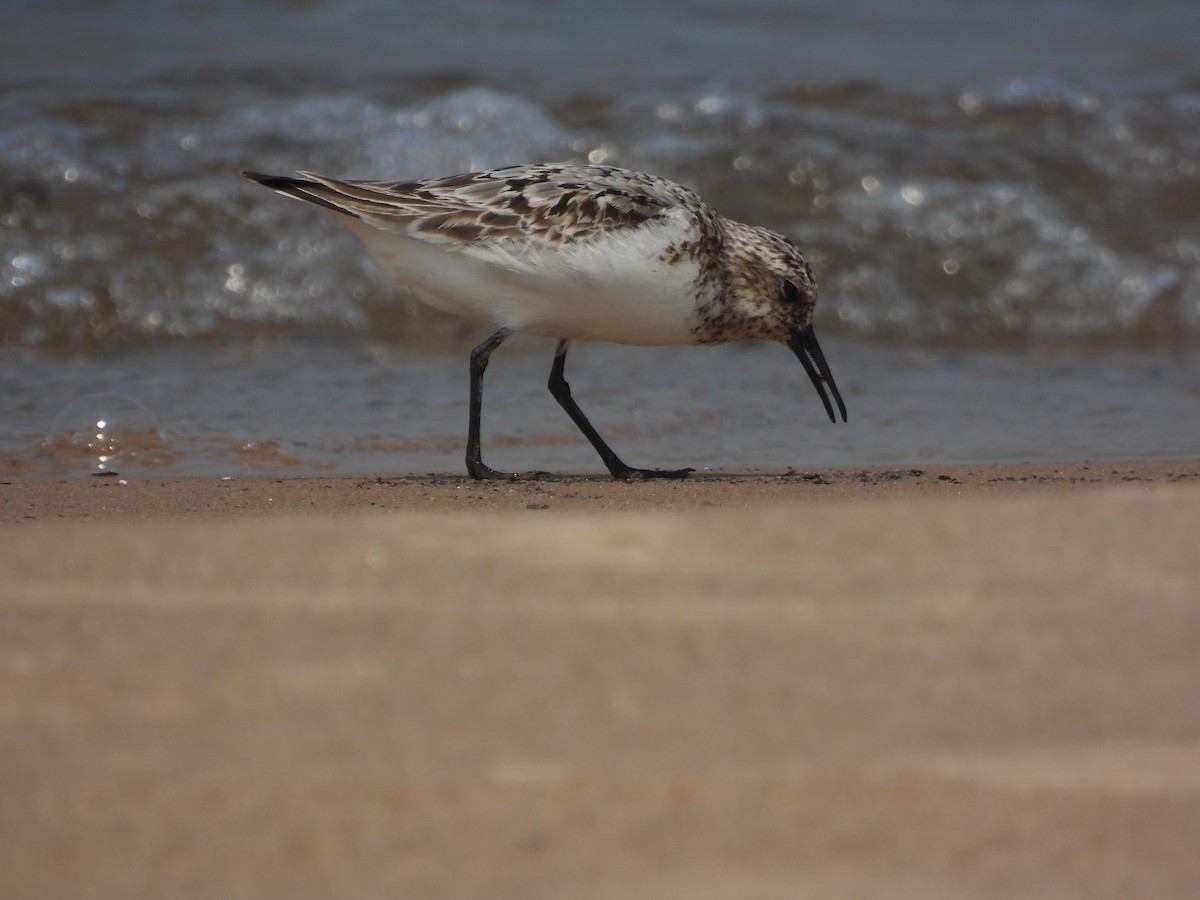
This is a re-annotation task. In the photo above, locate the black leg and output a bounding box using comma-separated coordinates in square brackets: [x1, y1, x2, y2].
[465, 328, 513, 480]
[547, 340, 693, 481]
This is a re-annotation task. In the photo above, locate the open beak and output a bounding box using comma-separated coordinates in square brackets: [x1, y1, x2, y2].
[787, 325, 847, 424]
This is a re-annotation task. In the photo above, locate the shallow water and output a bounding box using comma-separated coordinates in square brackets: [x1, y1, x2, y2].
[4, 335, 1197, 479]
[2, 0, 1199, 477]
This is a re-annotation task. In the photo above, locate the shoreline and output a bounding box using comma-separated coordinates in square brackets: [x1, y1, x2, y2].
[4, 458, 1198, 523]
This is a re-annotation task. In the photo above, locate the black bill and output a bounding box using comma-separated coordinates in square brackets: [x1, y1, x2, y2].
[787, 324, 847, 424]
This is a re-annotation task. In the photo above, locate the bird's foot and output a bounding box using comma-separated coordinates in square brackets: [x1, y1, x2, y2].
[466, 461, 693, 482]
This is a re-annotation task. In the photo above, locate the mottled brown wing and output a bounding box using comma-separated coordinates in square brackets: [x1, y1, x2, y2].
[294, 164, 685, 246]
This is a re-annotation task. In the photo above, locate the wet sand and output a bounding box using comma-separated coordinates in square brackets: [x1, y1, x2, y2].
[3, 461, 1200, 898]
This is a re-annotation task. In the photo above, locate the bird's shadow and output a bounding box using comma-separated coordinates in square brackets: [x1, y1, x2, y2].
[365, 469, 836, 486]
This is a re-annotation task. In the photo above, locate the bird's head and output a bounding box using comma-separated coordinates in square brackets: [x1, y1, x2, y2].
[715, 221, 847, 424]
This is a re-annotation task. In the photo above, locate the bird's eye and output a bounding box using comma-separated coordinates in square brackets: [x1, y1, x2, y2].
[781, 279, 801, 303]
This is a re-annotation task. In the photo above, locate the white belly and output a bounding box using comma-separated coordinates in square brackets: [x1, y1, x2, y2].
[345, 214, 705, 346]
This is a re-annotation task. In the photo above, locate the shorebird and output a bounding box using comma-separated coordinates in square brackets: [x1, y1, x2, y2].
[242, 164, 846, 480]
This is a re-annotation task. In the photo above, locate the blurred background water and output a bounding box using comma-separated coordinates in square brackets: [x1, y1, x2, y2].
[2, 0, 1198, 477]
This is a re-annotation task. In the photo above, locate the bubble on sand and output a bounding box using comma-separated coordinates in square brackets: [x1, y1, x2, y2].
[47, 392, 170, 474]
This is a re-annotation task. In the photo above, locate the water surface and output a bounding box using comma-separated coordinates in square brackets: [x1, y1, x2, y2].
[3, 0, 1198, 477]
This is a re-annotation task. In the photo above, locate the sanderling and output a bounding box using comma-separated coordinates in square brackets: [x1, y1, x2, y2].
[242, 164, 846, 480]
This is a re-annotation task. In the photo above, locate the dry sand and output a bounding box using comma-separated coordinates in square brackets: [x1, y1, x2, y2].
[3, 460, 1200, 898]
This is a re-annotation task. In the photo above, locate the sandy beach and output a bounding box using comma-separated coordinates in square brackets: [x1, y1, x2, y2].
[3, 460, 1200, 898]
